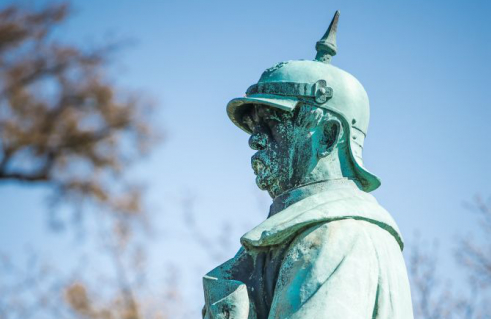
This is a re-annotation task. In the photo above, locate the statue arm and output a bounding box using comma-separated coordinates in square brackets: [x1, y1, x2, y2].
[268, 219, 380, 319]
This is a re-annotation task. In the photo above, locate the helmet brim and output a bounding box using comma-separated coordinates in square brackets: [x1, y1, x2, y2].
[226, 94, 300, 134]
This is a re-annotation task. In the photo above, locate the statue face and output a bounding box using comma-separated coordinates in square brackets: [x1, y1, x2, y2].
[243, 105, 322, 198]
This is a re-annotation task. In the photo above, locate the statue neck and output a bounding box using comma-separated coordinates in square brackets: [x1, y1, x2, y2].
[268, 178, 361, 217]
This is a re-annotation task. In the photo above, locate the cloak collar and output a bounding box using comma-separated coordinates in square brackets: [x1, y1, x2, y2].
[241, 182, 404, 251]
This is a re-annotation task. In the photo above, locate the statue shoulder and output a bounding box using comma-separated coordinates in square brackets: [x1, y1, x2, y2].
[288, 218, 378, 253]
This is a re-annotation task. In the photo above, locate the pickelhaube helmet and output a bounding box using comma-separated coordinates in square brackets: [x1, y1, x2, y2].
[226, 11, 381, 192]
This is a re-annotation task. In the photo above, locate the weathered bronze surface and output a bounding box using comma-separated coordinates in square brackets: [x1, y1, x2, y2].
[202, 11, 414, 319]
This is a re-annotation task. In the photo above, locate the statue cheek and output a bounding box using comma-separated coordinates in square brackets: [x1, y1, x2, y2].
[291, 137, 317, 180]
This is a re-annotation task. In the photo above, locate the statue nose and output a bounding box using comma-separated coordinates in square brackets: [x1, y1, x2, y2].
[249, 132, 267, 150]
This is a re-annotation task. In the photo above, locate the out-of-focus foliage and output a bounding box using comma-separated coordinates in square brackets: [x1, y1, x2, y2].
[0, 3, 169, 319]
[459, 196, 491, 288]
[0, 246, 177, 319]
[0, 3, 155, 225]
[409, 196, 491, 319]
[409, 240, 456, 319]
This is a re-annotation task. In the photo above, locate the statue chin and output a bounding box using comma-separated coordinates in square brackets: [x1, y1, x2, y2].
[255, 174, 272, 191]
[254, 173, 279, 196]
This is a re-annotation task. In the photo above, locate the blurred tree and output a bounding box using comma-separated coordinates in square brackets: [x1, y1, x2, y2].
[409, 196, 491, 319]
[0, 2, 155, 229]
[0, 3, 168, 319]
[459, 196, 491, 289]
[0, 246, 179, 319]
[409, 239, 456, 319]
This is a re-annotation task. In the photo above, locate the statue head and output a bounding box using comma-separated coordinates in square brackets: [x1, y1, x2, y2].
[226, 11, 381, 198]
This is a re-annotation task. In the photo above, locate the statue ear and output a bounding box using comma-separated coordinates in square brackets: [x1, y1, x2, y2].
[318, 118, 341, 158]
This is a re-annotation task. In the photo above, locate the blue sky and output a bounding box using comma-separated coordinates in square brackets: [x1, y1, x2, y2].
[1, 0, 490, 315]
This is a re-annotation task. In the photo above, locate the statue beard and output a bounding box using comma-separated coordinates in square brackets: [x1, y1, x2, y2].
[251, 141, 316, 198]
[251, 149, 283, 197]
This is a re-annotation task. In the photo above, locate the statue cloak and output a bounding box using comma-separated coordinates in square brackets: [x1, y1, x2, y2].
[203, 182, 414, 319]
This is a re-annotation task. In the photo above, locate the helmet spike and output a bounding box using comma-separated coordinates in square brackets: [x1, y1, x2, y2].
[315, 10, 340, 64]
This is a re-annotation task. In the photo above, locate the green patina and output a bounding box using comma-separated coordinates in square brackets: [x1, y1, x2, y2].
[202, 11, 414, 319]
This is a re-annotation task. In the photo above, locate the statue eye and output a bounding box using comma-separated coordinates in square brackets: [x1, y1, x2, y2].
[265, 119, 279, 130]
[242, 114, 255, 131]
